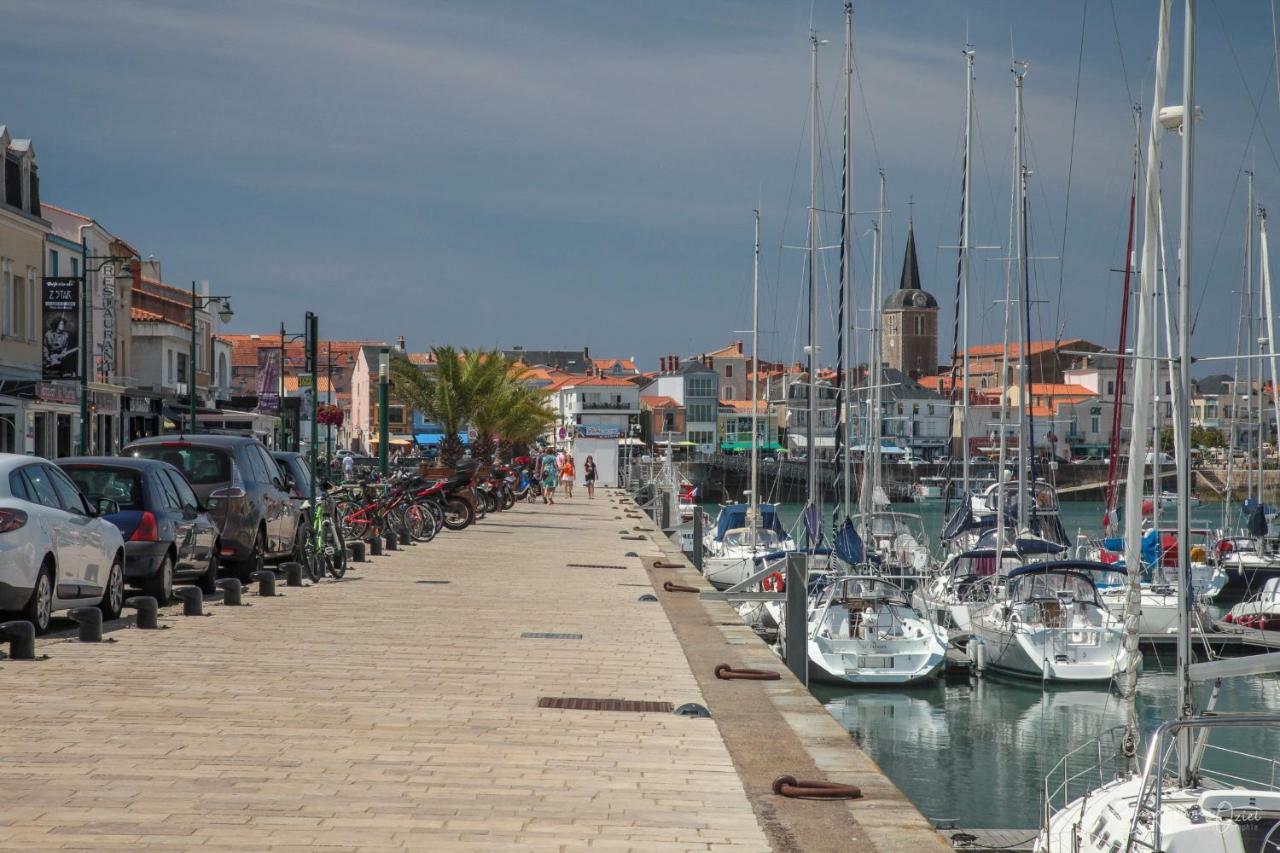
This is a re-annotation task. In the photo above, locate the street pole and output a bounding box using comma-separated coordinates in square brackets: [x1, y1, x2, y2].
[189, 281, 198, 435]
[79, 239, 90, 454]
[306, 311, 319, 503]
[378, 348, 390, 476]
[279, 322, 287, 450]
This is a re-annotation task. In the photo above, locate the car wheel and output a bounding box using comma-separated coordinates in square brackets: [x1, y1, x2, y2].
[21, 565, 53, 635]
[197, 546, 219, 594]
[236, 531, 265, 582]
[143, 552, 174, 603]
[98, 555, 124, 622]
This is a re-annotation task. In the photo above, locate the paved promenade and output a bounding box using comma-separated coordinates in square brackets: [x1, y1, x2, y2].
[0, 489, 944, 852]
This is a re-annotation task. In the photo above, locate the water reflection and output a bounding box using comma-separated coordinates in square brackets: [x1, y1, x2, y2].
[814, 672, 1280, 829]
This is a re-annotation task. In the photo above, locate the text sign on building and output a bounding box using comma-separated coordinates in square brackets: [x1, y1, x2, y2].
[41, 277, 81, 380]
[99, 263, 116, 381]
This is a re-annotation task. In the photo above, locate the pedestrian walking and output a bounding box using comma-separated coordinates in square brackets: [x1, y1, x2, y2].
[540, 446, 559, 505]
[584, 455, 597, 499]
[561, 454, 575, 499]
[342, 453, 355, 482]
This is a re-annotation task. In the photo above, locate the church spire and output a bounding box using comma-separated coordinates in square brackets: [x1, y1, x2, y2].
[899, 218, 922, 291]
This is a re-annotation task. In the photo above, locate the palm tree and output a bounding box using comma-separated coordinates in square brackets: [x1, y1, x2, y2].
[472, 360, 555, 464]
[389, 347, 470, 466]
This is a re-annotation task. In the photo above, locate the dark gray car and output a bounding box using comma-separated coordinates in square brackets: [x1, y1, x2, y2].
[122, 436, 304, 581]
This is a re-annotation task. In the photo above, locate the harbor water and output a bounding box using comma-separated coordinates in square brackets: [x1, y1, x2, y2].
[703, 498, 1280, 830]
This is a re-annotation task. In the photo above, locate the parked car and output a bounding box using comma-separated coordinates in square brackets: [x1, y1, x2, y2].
[58, 457, 221, 601]
[0, 454, 126, 633]
[272, 450, 314, 517]
[123, 435, 303, 581]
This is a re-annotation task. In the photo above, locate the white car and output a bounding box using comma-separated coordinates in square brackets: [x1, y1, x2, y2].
[0, 454, 126, 633]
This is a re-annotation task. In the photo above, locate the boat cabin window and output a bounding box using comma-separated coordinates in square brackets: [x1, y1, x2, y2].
[1008, 571, 1104, 606]
[723, 528, 783, 548]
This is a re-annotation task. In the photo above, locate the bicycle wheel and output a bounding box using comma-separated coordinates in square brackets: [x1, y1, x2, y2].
[323, 519, 346, 579]
[335, 500, 371, 541]
[404, 502, 435, 542]
[301, 526, 326, 582]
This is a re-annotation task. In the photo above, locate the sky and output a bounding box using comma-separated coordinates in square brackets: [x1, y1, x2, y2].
[5, 0, 1280, 375]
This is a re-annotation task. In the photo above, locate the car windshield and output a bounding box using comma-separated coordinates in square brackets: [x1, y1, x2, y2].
[130, 445, 232, 485]
[63, 466, 144, 511]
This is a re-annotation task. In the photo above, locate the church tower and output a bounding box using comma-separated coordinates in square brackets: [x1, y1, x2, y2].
[881, 219, 939, 377]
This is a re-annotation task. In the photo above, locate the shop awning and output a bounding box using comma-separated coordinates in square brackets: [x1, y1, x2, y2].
[413, 432, 469, 446]
[720, 441, 782, 451]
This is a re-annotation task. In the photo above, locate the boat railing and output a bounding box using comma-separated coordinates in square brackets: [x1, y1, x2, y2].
[1041, 725, 1129, 835]
[1127, 714, 1280, 851]
[1196, 740, 1280, 793]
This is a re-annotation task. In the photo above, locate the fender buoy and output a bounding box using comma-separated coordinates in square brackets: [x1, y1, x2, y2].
[762, 572, 785, 593]
[1218, 540, 1235, 557]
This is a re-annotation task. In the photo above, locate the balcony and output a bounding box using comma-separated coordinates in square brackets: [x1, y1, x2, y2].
[575, 400, 637, 411]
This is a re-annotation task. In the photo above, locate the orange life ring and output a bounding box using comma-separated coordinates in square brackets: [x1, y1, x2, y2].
[762, 572, 785, 593]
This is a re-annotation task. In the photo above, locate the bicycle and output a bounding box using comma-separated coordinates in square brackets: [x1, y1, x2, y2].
[303, 482, 347, 582]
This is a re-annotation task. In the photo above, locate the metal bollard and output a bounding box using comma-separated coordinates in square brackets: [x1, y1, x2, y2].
[348, 541, 366, 562]
[124, 596, 159, 629]
[283, 562, 305, 587]
[173, 586, 203, 616]
[69, 607, 103, 642]
[216, 578, 243, 606]
[253, 570, 277, 596]
[385, 531, 398, 550]
[0, 620, 36, 659]
[368, 537, 383, 556]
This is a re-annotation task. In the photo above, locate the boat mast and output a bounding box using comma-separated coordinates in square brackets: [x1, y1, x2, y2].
[1257, 186, 1267, 505]
[1013, 62, 1030, 527]
[805, 29, 820, 548]
[1104, 109, 1140, 537]
[960, 46, 975, 500]
[1174, 0, 1196, 787]
[750, 209, 761, 546]
[840, 1, 854, 519]
[1244, 173, 1256, 509]
[871, 172, 887, 515]
[1122, 0, 1169, 768]
[1260, 207, 1280, 473]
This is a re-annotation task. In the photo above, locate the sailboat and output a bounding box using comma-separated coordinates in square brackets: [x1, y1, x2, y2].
[1037, 3, 1280, 848]
[702, 211, 796, 591]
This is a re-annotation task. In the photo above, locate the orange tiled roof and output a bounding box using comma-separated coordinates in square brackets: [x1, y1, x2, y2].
[562, 375, 636, 387]
[641, 395, 680, 409]
[592, 357, 638, 372]
[706, 341, 745, 358]
[131, 307, 170, 324]
[964, 338, 1094, 359]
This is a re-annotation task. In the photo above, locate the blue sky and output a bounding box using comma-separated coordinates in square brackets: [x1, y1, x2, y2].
[5, 0, 1279, 372]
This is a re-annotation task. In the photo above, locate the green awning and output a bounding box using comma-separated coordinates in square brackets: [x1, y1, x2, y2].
[720, 441, 781, 451]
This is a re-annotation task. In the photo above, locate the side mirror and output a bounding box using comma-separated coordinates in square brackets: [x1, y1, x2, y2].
[96, 497, 120, 517]
[272, 476, 285, 491]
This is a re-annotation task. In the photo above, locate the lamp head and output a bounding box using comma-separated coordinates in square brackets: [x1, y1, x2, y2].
[217, 300, 234, 324]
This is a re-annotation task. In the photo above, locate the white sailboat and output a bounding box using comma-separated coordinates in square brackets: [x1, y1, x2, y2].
[1038, 3, 1280, 849]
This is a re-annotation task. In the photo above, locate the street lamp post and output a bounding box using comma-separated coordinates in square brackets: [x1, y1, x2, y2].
[306, 312, 318, 506]
[189, 282, 233, 435]
[278, 325, 306, 450]
[378, 349, 390, 476]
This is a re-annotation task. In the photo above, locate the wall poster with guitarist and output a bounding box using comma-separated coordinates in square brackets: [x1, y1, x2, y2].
[42, 276, 81, 380]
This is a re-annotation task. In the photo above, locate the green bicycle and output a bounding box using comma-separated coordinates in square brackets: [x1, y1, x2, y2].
[303, 482, 347, 582]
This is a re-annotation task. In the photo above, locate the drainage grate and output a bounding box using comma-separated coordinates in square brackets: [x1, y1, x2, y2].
[619, 583, 652, 587]
[566, 563, 627, 570]
[537, 696, 674, 713]
[416, 580, 451, 585]
[521, 632, 583, 640]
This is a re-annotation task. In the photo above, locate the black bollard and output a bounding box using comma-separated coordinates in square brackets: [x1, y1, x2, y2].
[124, 596, 159, 629]
[69, 607, 103, 642]
[173, 586, 203, 616]
[283, 562, 305, 587]
[348, 541, 366, 563]
[253, 570, 277, 596]
[216, 578, 243, 606]
[369, 537, 383, 556]
[0, 620, 36, 659]
[385, 531, 398, 550]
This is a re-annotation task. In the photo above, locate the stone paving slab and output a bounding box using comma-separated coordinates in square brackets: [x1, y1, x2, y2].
[0, 491, 771, 852]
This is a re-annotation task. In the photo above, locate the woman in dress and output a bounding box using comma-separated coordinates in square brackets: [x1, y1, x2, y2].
[540, 447, 560, 505]
[561, 454, 576, 499]
[583, 456, 597, 499]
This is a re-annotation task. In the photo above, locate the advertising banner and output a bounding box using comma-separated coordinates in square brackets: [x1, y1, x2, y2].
[257, 348, 281, 412]
[42, 277, 81, 380]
